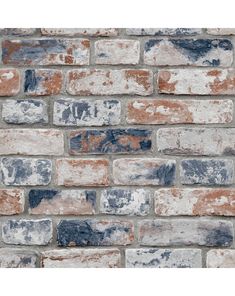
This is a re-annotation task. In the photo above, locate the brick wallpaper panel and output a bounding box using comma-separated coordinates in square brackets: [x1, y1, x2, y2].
[0, 28, 235, 268]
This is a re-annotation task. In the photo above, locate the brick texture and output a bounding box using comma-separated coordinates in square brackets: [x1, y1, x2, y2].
[0, 27, 235, 268]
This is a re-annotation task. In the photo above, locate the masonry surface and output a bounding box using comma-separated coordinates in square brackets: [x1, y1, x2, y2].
[0, 28, 235, 268]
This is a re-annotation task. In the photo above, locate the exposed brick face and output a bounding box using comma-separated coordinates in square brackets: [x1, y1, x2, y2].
[0, 27, 235, 268]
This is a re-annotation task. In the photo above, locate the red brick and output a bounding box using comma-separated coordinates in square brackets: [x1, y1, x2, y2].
[0, 69, 20, 96]
[0, 189, 24, 215]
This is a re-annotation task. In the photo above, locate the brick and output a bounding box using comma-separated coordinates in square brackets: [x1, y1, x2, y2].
[180, 159, 234, 185]
[157, 69, 235, 95]
[0, 28, 36, 36]
[53, 99, 121, 126]
[126, 28, 202, 36]
[113, 158, 176, 186]
[0, 69, 20, 96]
[95, 40, 140, 64]
[125, 249, 202, 268]
[29, 189, 96, 215]
[2, 219, 53, 245]
[144, 39, 233, 66]
[69, 129, 152, 154]
[1, 158, 52, 186]
[100, 188, 151, 216]
[41, 249, 121, 268]
[0, 189, 24, 215]
[56, 159, 109, 186]
[0, 249, 37, 268]
[41, 28, 118, 37]
[2, 99, 48, 124]
[127, 99, 233, 124]
[157, 128, 235, 155]
[57, 219, 134, 246]
[138, 219, 233, 247]
[207, 28, 235, 35]
[66, 69, 153, 96]
[207, 250, 235, 267]
[24, 69, 62, 96]
[2, 39, 90, 65]
[155, 188, 235, 216]
[0, 129, 64, 155]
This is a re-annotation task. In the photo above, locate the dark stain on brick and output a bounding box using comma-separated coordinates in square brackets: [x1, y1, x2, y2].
[61, 101, 91, 123]
[144, 39, 161, 52]
[143, 163, 176, 185]
[1, 158, 32, 184]
[29, 189, 59, 209]
[24, 70, 39, 92]
[160, 250, 171, 261]
[69, 129, 152, 154]
[170, 39, 232, 65]
[85, 191, 97, 207]
[57, 220, 129, 246]
[205, 226, 233, 246]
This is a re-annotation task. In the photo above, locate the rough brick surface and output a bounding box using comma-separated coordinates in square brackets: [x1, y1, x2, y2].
[2, 219, 53, 245]
[113, 158, 176, 185]
[66, 69, 153, 95]
[57, 219, 134, 246]
[0, 189, 24, 215]
[126, 249, 202, 268]
[127, 99, 233, 124]
[56, 159, 109, 186]
[180, 159, 234, 185]
[0, 249, 37, 268]
[0, 69, 20, 96]
[1, 158, 52, 186]
[95, 40, 140, 64]
[0, 129, 64, 155]
[53, 99, 121, 126]
[157, 128, 235, 155]
[2, 99, 48, 124]
[207, 249, 235, 267]
[144, 39, 233, 66]
[2, 39, 90, 65]
[69, 129, 152, 154]
[0, 27, 235, 268]
[155, 188, 235, 216]
[138, 219, 234, 246]
[29, 189, 96, 215]
[157, 69, 235, 95]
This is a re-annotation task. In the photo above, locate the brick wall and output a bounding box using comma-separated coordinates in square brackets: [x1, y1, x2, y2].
[0, 28, 235, 268]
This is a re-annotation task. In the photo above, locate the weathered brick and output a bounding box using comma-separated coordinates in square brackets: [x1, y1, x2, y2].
[56, 159, 109, 186]
[29, 189, 96, 215]
[0, 189, 24, 215]
[53, 99, 121, 126]
[69, 129, 152, 154]
[41, 28, 118, 37]
[126, 28, 202, 36]
[0, 249, 37, 268]
[24, 69, 62, 96]
[157, 128, 235, 155]
[41, 249, 121, 268]
[0, 129, 64, 155]
[144, 39, 233, 66]
[207, 28, 235, 35]
[157, 69, 235, 95]
[1, 158, 52, 186]
[57, 219, 134, 246]
[100, 188, 151, 216]
[2, 219, 53, 245]
[127, 99, 233, 124]
[2, 99, 48, 124]
[0, 28, 36, 36]
[66, 69, 153, 95]
[138, 219, 234, 246]
[207, 249, 235, 267]
[180, 159, 234, 185]
[113, 158, 176, 185]
[95, 40, 140, 64]
[155, 188, 235, 216]
[0, 69, 20, 96]
[126, 249, 202, 268]
[2, 39, 90, 65]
